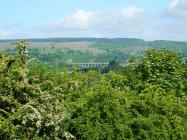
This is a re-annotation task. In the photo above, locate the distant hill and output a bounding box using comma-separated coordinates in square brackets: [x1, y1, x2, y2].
[0, 38, 187, 66]
[0, 38, 144, 43]
[0, 37, 186, 51]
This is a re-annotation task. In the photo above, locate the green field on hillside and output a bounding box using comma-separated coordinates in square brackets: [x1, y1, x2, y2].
[0, 38, 187, 69]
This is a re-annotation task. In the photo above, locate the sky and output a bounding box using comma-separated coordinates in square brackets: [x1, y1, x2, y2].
[0, 0, 187, 41]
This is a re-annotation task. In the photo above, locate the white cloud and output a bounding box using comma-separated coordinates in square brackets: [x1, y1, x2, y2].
[158, 0, 187, 41]
[166, 0, 187, 18]
[121, 7, 144, 18]
[0, 30, 11, 38]
[53, 10, 93, 30]
[2, 2, 187, 41]
[41, 7, 152, 38]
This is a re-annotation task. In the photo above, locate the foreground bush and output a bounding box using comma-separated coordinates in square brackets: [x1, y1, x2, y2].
[0, 42, 70, 139]
[65, 80, 187, 140]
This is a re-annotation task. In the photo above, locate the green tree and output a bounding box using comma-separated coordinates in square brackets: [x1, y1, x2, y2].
[137, 48, 185, 96]
[64, 77, 132, 140]
[0, 41, 70, 139]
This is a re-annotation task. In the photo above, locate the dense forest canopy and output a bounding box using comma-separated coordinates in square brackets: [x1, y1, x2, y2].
[0, 41, 187, 139]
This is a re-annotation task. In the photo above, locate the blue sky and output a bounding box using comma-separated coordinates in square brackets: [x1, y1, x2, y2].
[0, 0, 187, 41]
[0, 0, 168, 25]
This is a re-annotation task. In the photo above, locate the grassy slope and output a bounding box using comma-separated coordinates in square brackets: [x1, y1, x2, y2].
[0, 38, 187, 64]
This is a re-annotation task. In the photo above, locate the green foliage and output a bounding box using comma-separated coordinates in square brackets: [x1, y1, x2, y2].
[64, 78, 132, 140]
[0, 41, 69, 139]
[137, 48, 185, 96]
[1, 42, 187, 139]
[130, 84, 187, 139]
[102, 59, 122, 73]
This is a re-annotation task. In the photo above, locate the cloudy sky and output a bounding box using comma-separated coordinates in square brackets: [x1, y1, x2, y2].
[0, 0, 186, 41]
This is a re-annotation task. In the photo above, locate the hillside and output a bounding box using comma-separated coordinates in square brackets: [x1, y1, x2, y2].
[0, 38, 187, 69]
